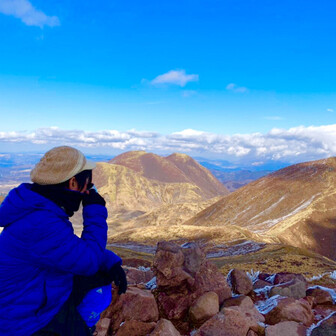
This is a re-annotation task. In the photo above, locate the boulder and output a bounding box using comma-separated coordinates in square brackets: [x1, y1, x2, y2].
[311, 312, 336, 335]
[253, 279, 272, 290]
[153, 241, 231, 331]
[264, 297, 314, 327]
[95, 317, 111, 336]
[228, 269, 253, 295]
[154, 242, 192, 287]
[189, 292, 219, 325]
[265, 321, 307, 336]
[104, 286, 159, 332]
[149, 319, 181, 336]
[269, 279, 306, 299]
[124, 266, 154, 285]
[221, 295, 265, 324]
[273, 272, 306, 285]
[247, 331, 259, 336]
[306, 287, 334, 306]
[194, 309, 250, 336]
[115, 320, 156, 336]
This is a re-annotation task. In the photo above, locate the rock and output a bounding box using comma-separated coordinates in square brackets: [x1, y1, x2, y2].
[265, 297, 314, 327]
[254, 279, 272, 290]
[189, 292, 219, 325]
[181, 242, 206, 276]
[122, 258, 152, 268]
[149, 319, 181, 336]
[94, 317, 111, 336]
[221, 295, 265, 324]
[265, 321, 307, 336]
[104, 286, 159, 332]
[269, 279, 306, 299]
[154, 242, 192, 287]
[311, 312, 336, 335]
[228, 269, 253, 295]
[154, 241, 231, 331]
[273, 272, 306, 285]
[247, 331, 259, 336]
[115, 320, 156, 336]
[192, 261, 232, 304]
[306, 287, 334, 306]
[258, 272, 272, 281]
[124, 266, 154, 285]
[194, 309, 250, 336]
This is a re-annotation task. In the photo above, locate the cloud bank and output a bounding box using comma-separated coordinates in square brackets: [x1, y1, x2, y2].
[151, 70, 199, 87]
[1, 125, 336, 163]
[0, 0, 60, 28]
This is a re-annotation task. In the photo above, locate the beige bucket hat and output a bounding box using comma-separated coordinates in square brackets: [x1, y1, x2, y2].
[30, 146, 96, 185]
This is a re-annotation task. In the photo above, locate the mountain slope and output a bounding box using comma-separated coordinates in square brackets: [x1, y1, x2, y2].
[185, 157, 336, 259]
[89, 157, 226, 235]
[109, 151, 229, 198]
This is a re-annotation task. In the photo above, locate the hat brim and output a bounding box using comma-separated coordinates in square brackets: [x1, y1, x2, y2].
[82, 159, 96, 171]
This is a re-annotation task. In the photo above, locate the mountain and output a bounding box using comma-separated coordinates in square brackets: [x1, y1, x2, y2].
[109, 151, 229, 198]
[74, 151, 229, 237]
[185, 157, 336, 260]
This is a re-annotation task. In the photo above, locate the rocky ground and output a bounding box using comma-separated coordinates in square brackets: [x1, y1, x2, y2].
[93, 241, 336, 336]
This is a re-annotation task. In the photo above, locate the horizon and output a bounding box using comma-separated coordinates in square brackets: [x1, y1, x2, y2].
[1, 1, 336, 163]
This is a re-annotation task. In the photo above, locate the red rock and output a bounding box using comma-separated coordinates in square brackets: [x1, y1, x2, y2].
[265, 297, 314, 327]
[122, 258, 152, 268]
[246, 330, 259, 336]
[228, 269, 253, 295]
[94, 317, 111, 336]
[265, 321, 307, 336]
[306, 287, 333, 306]
[189, 292, 219, 325]
[269, 279, 307, 299]
[115, 320, 156, 336]
[104, 286, 159, 332]
[273, 272, 306, 285]
[153, 241, 231, 331]
[124, 266, 154, 285]
[221, 295, 265, 326]
[195, 309, 250, 336]
[181, 242, 205, 276]
[253, 279, 272, 290]
[192, 261, 232, 304]
[149, 319, 181, 336]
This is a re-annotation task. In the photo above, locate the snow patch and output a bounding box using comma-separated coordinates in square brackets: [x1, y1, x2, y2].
[252, 194, 319, 232]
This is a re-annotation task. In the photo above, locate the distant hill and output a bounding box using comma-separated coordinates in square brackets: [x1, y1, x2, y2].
[109, 151, 229, 198]
[185, 157, 336, 260]
[75, 151, 230, 237]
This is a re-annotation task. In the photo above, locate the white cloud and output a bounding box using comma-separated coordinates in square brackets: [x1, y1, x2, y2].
[226, 83, 248, 93]
[0, 0, 60, 28]
[327, 108, 334, 112]
[1, 125, 336, 163]
[151, 70, 199, 87]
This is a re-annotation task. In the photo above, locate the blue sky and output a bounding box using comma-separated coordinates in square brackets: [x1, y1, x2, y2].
[0, 0, 336, 162]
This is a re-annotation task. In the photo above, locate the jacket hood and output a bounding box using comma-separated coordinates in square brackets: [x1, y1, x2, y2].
[0, 183, 66, 228]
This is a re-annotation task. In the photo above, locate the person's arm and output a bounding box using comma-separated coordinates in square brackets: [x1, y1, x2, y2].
[30, 201, 108, 276]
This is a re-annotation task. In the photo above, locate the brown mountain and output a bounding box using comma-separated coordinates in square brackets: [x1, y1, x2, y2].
[77, 152, 228, 238]
[109, 151, 229, 198]
[185, 157, 336, 260]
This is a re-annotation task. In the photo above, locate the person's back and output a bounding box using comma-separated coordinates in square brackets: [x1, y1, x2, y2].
[0, 146, 127, 336]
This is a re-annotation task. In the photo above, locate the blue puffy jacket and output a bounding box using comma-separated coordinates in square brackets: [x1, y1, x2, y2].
[0, 183, 121, 336]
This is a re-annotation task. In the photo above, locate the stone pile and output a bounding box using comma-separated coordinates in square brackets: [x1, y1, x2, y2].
[96, 242, 336, 336]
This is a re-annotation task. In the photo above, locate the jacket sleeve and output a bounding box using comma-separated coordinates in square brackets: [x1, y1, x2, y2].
[29, 204, 109, 276]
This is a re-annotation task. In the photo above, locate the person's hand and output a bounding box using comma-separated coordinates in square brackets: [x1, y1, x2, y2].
[82, 186, 106, 207]
[109, 263, 127, 295]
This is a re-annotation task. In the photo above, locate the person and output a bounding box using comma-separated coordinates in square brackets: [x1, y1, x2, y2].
[0, 146, 127, 336]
